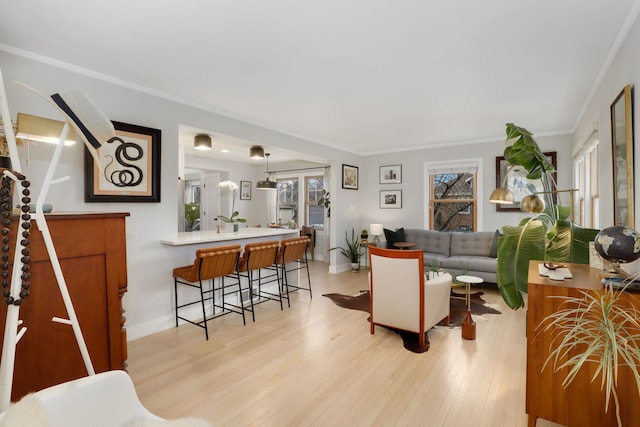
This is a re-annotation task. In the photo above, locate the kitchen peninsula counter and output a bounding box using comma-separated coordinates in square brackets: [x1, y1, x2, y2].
[161, 227, 299, 246]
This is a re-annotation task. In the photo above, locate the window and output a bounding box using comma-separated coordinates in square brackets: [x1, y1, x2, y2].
[277, 178, 298, 226]
[575, 158, 585, 225]
[185, 179, 200, 204]
[574, 131, 599, 228]
[427, 161, 478, 231]
[305, 176, 325, 226]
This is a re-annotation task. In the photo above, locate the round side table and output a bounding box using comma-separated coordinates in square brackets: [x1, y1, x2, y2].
[393, 241, 417, 250]
[455, 275, 484, 340]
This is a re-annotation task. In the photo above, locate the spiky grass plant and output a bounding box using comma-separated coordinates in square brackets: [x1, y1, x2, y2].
[539, 281, 640, 426]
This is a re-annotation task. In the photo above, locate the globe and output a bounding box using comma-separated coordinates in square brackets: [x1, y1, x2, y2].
[593, 226, 640, 264]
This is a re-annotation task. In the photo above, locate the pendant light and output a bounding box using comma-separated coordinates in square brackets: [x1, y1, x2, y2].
[256, 153, 277, 190]
[194, 134, 212, 150]
[249, 145, 265, 159]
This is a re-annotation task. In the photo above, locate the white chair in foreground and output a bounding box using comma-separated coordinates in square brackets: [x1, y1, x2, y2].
[0, 370, 212, 427]
[369, 246, 451, 350]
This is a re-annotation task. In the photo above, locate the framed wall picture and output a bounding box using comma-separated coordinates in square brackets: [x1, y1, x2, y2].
[240, 180, 252, 200]
[84, 121, 161, 202]
[342, 164, 359, 190]
[379, 164, 402, 184]
[495, 152, 557, 212]
[610, 84, 634, 228]
[380, 190, 402, 209]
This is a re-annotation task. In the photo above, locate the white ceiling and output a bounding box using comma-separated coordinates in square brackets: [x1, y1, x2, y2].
[1, 1, 639, 161]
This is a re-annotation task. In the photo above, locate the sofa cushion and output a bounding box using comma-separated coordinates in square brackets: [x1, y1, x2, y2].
[440, 255, 497, 273]
[423, 253, 450, 271]
[489, 230, 502, 258]
[450, 231, 494, 257]
[404, 229, 451, 256]
[384, 227, 406, 249]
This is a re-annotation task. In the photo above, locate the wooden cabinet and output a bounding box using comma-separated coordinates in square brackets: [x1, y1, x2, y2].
[0, 212, 129, 401]
[526, 261, 640, 427]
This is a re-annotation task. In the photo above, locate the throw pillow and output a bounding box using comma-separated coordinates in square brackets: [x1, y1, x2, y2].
[384, 227, 406, 249]
[489, 229, 503, 258]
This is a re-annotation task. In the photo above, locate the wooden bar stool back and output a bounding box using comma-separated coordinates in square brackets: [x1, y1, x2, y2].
[278, 236, 312, 298]
[238, 240, 283, 320]
[301, 225, 315, 260]
[173, 244, 243, 340]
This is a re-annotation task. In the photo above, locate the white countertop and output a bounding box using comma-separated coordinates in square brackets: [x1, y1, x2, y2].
[161, 227, 300, 246]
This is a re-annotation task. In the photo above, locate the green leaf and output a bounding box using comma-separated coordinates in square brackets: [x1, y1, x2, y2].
[184, 202, 200, 223]
[546, 220, 599, 263]
[503, 123, 555, 181]
[496, 219, 546, 309]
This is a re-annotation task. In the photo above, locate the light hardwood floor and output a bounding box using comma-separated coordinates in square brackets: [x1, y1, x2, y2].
[127, 261, 562, 427]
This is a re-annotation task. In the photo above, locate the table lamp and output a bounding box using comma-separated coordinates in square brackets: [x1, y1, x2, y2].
[370, 223, 384, 243]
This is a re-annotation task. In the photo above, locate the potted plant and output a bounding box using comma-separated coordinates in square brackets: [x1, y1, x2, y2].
[427, 258, 443, 280]
[217, 180, 247, 231]
[330, 228, 362, 271]
[496, 123, 599, 309]
[360, 228, 368, 241]
[317, 190, 330, 217]
[184, 202, 200, 231]
[539, 280, 640, 426]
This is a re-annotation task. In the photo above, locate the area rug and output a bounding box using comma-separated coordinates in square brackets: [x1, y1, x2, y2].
[322, 290, 501, 353]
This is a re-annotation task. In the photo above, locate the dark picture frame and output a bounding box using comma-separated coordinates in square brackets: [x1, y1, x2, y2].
[379, 164, 402, 184]
[380, 190, 402, 209]
[495, 151, 557, 212]
[610, 84, 634, 228]
[342, 164, 359, 190]
[240, 180, 252, 200]
[84, 121, 161, 202]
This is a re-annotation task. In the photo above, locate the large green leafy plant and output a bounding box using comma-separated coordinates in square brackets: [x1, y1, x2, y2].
[184, 202, 200, 224]
[496, 123, 599, 309]
[317, 189, 330, 217]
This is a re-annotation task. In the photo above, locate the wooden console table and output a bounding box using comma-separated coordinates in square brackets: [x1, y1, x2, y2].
[0, 212, 129, 401]
[526, 260, 640, 426]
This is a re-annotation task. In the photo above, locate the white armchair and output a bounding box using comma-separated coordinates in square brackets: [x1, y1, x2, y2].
[0, 370, 214, 427]
[369, 246, 451, 349]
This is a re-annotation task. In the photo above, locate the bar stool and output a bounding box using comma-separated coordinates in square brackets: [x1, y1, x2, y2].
[173, 244, 243, 340]
[301, 225, 315, 261]
[278, 236, 312, 298]
[237, 240, 283, 321]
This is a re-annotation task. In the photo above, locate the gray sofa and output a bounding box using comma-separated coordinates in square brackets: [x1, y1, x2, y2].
[390, 229, 498, 283]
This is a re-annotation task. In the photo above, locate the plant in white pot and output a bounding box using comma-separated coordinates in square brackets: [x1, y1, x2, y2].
[330, 228, 363, 271]
[216, 180, 246, 231]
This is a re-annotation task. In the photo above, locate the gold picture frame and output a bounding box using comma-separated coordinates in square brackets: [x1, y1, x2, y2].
[610, 84, 634, 228]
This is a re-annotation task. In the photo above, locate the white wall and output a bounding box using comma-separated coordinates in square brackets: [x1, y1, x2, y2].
[0, 50, 359, 339]
[359, 133, 575, 234]
[573, 10, 640, 230]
